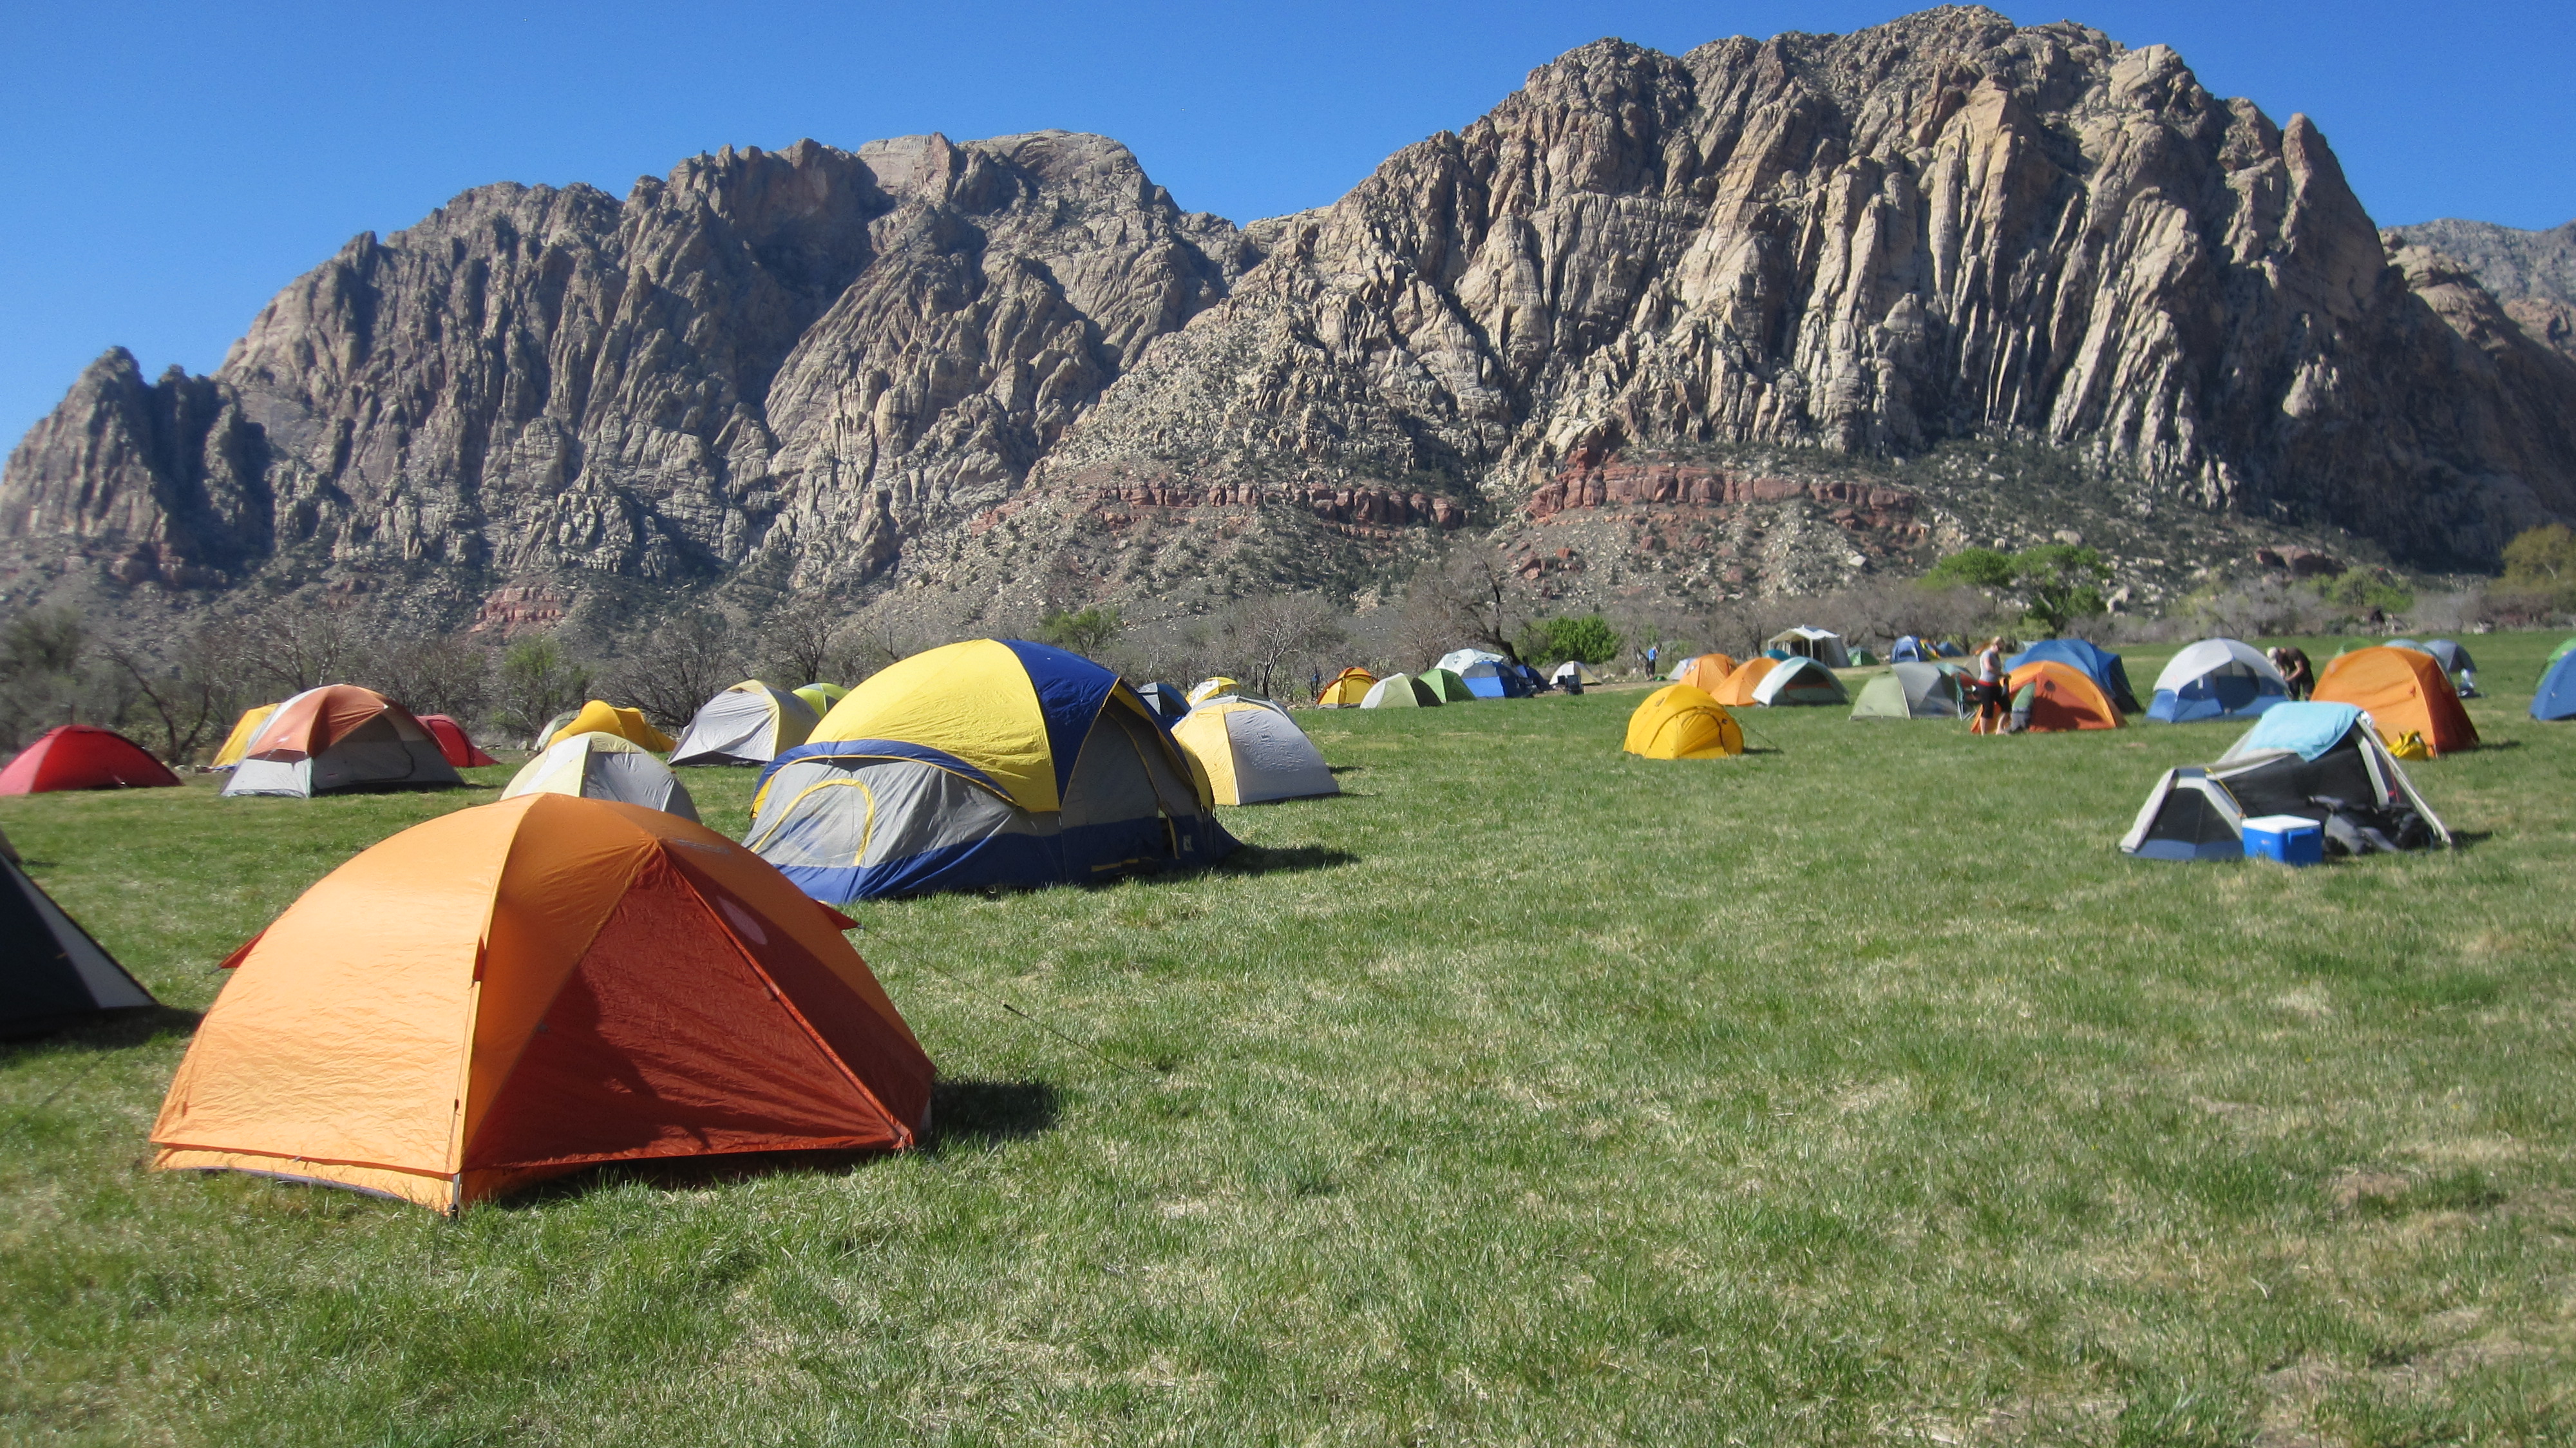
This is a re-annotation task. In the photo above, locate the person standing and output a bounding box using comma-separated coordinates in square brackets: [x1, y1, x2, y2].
[1645, 643, 1659, 678]
[1971, 636, 2009, 734]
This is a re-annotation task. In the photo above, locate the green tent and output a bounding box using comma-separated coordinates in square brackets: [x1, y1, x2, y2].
[1359, 672, 1441, 708]
[1416, 667, 1476, 702]
[1850, 663, 1967, 720]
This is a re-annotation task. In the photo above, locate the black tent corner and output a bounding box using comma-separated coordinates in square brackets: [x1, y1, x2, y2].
[3, 850, 158, 1039]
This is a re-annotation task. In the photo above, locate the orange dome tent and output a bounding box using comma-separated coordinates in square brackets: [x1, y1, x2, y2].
[220, 685, 462, 797]
[2315, 646, 2477, 756]
[1672, 653, 1739, 695]
[1709, 656, 1777, 706]
[2005, 660, 2124, 732]
[151, 794, 933, 1212]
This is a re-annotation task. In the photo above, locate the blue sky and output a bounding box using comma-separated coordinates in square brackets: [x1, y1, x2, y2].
[3, 1, 2568, 438]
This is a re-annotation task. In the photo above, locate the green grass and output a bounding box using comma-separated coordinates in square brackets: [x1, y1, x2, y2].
[5, 631, 2575, 1445]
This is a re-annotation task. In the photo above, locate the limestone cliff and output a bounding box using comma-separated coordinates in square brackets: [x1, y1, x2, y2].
[6, 7, 2573, 633]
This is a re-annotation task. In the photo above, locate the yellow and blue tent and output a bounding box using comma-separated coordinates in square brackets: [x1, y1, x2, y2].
[793, 682, 848, 717]
[745, 640, 1234, 902]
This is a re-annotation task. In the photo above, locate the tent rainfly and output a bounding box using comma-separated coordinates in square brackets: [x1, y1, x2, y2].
[2314, 647, 2477, 756]
[1747, 656, 1849, 706]
[418, 714, 498, 767]
[151, 794, 933, 1212]
[223, 687, 464, 798]
[1359, 673, 1440, 708]
[1763, 627, 1852, 669]
[2534, 651, 2576, 721]
[545, 701, 676, 752]
[2005, 640, 2138, 713]
[1434, 649, 1531, 699]
[0, 726, 182, 795]
[794, 683, 849, 718]
[1173, 696, 1340, 804]
[2007, 660, 2124, 732]
[1132, 682, 1191, 722]
[213, 704, 282, 768]
[502, 731, 700, 820]
[2122, 703, 2449, 861]
[670, 681, 821, 767]
[3, 837, 158, 1038]
[1416, 667, 1476, 702]
[2147, 640, 2288, 723]
[745, 640, 1234, 903]
[1316, 667, 1378, 708]
[1624, 685, 1743, 759]
[1671, 653, 1738, 696]
[1187, 678, 1240, 705]
[1850, 663, 1965, 719]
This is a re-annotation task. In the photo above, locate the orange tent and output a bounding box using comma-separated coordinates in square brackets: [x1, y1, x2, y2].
[222, 684, 462, 797]
[2315, 646, 2477, 756]
[1672, 653, 1739, 695]
[152, 794, 933, 1212]
[2006, 660, 2124, 731]
[1709, 656, 1777, 706]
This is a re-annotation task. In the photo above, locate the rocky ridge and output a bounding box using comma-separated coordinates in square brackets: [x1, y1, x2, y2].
[2384, 218, 2576, 358]
[6, 7, 2574, 639]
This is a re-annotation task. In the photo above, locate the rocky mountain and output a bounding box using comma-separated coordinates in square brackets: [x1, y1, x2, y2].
[7, 6, 2575, 640]
[2384, 218, 2576, 358]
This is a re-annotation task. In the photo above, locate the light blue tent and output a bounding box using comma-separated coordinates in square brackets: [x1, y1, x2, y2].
[1889, 636, 1929, 663]
[2535, 652, 2576, 721]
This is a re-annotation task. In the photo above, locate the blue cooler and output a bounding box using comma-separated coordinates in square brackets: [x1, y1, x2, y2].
[2241, 814, 2324, 866]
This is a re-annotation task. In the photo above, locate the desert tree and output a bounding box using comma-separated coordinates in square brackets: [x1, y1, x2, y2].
[1397, 544, 1533, 667]
[104, 622, 252, 764]
[493, 634, 594, 742]
[1036, 605, 1126, 660]
[1216, 593, 1347, 699]
[608, 613, 743, 730]
[372, 635, 494, 721]
[761, 592, 854, 687]
[240, 595, 366, 694]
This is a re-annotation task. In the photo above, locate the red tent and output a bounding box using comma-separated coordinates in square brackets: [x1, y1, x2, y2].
[0, 726, 182, 795]
[419, 714, 498, 767]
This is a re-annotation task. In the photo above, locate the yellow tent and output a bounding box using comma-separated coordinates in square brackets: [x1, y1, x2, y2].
[546, 700, 676, 752]
[1316, 667, 1376, 708]
[1188, 676, 1240, 705]
[1624, 684, 1744, 759]
[211, 703, 281, 768]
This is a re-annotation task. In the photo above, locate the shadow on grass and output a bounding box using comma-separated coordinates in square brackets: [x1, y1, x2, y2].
[0, 1004, 202, 1062]
[1212, 844, 1359, 876]
[1326, 765, 1367, 776]
[489, 1078, 1062, 1209]
[929, 1078, 1061, 1148]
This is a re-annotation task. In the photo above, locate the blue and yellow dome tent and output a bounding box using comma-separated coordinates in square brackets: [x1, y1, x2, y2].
[745, 640, 1235, 902]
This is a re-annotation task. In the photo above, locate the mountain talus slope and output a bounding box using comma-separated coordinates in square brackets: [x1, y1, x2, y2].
[6, 6, 2574, 634]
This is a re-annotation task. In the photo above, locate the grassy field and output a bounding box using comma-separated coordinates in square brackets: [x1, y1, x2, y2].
[5, 632, 2574, 1445]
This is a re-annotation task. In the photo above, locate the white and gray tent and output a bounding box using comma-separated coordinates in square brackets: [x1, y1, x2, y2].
[1763, 627, 1852, 669]
[1548, 660, 1599, 689]
[2121, 703, 2450, 861]
[3, 829, 157, 1038]
[2146, 639, 2289, 723]
[501, 730, 700, 821]
[1849, 662, 1965, 719]
[1749, 655, 1849, 706]
[2391, 639, 2479, 696]
[668, 681, 820, 766]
